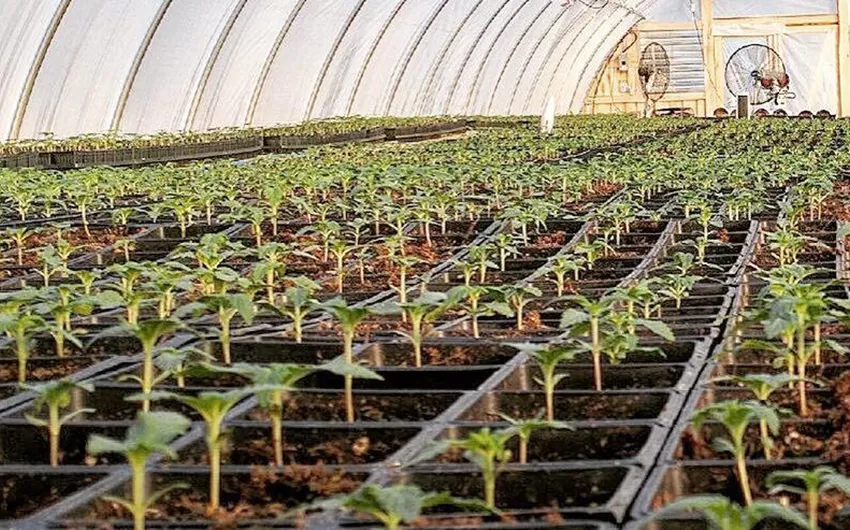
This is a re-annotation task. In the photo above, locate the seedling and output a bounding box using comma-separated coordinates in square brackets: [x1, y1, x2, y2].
[312, 484, 490, 530]
[767, 466, 850, 530]
[260, 277, 321, 343]
[546, 255, 586, 296]
[141, 389, 252, 512]
[222, 363, 314, 466]
[414, 427, 515, 509]
[153, 346, 212, 388]
[512, 342, 579, 420]
[691, 400, 782, 505]
[499, 413, 573, 464]
[647, 495, 808, 530]
[321, 298, 374, 422]
[103, 319, 183, 412]
[0, 312, 48, 383]
[22, 379, 94, 466]
[457, 286, 512, 339]
[190, 293, 256, 365]
[712, 373, 810, 460]
[87, 412, 191, 530]
[381, 289, 463, 367]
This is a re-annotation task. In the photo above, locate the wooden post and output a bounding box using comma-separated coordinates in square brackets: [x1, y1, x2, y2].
[839, 0, 850, 117]
[701, 0, 720, 115]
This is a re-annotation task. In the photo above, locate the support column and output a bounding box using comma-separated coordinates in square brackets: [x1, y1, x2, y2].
[701, 0, 721, 115]
[839, 0, 850, 117]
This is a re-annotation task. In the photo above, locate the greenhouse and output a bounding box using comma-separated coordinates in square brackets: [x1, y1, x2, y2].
[1, 0, 850, 529]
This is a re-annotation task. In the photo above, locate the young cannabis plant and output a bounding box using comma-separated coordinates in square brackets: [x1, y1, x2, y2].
[312, 484, 490, 530]
[767, 466, 850, 530]
[23, 379, 94, 467]
[647, 495, 808, 530]
[691, 400, 782, 505]
[87, 412, 191, 530]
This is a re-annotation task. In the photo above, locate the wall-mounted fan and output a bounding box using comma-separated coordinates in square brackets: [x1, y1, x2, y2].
[638, 42, 670, 113]
[725, 44, 795, 106]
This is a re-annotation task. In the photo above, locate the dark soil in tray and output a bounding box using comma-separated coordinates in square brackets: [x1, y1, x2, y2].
[19, 335, 143, 358]
[242, 391, 461, 422]
[204, 340, 344, 365]
[0, 356, 109, 384]
[461, 391, 671, 421]
[499, 365, 685, 391]
[0, 422, 127, 465]
[0, 470, 107, 519]
[440, 424, 652, 462]
[409, 466, 629, 511]
[361, 342, 517, 367]
[76, 467, 364, 523]
[647, 462, 838, 519]
[178, 425, 419, 466]
[300, 366, 497, 391]
[60, 384, 242, 421]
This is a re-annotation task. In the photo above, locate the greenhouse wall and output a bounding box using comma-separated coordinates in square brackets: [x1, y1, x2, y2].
[1, 0, 849, 139]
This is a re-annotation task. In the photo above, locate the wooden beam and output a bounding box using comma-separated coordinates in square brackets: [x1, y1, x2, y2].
[714, 14, 838, 27]
[701, 0, 721, 115]
[840, 0, 850, 116]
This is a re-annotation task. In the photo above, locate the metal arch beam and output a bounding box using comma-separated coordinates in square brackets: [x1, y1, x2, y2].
[568, 12, 640, 111]
[245, 0, 307, 126]
[110, 0, 173, 133]
[440, 0, 514, 115]
[416, 0, 485, 116]
[463, 0, 534, 114]
[304, 0, 368, 121]
[186, 0, 249, 131]
[521, 3, 590, 113]
[485, 1, 554, 115]
[10, 0, 72, 140]
[538, 3, 617, 114]
[506, 5, 572, 113]
[383, 0, 452, 116]
[345, 0, 408, 116]
[568, 0, 652, 112]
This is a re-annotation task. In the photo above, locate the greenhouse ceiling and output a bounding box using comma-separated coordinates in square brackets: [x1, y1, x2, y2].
[0, 0, 653, 139]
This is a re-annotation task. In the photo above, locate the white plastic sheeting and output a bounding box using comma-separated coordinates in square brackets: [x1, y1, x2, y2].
[0, 0, 843, 139]
[0, 0, 64, 140]
[118, 0, 244, 134]
[17, 0, 164, 138]
[191, 0, 302, 130]
[714, 0, 836, 19]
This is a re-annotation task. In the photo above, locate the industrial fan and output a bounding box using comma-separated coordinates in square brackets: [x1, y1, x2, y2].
[725, 44, 795, 106]
[638, 42, 670, 115]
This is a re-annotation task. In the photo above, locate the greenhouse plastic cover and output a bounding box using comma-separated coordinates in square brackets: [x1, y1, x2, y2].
[0, 0, 839, 140]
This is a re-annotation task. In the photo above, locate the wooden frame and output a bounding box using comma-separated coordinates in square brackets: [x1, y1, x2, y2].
[588, 3, 845, 117]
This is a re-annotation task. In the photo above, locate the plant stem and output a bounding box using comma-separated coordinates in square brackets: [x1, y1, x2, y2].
[759, 419, 772, 461]
[141, 348, 154, 412]
[735, 449, 753, 506]
[271, 393, 284, 467]
[411, 315, 423, 368]
[48, 403, 60, 467]
[483, 460, 496, 509]
[219, 311, 233, 365]
[129, 455, 147, 530]
[591, 316, 602, 391]
[16, 332, 28, 384]
[808, 484, 819, 530]
[343, 328, 355, 423]
[207, 420, 221, 512]
[797, 330, 809, 417]
[519, 437, 528, 464]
